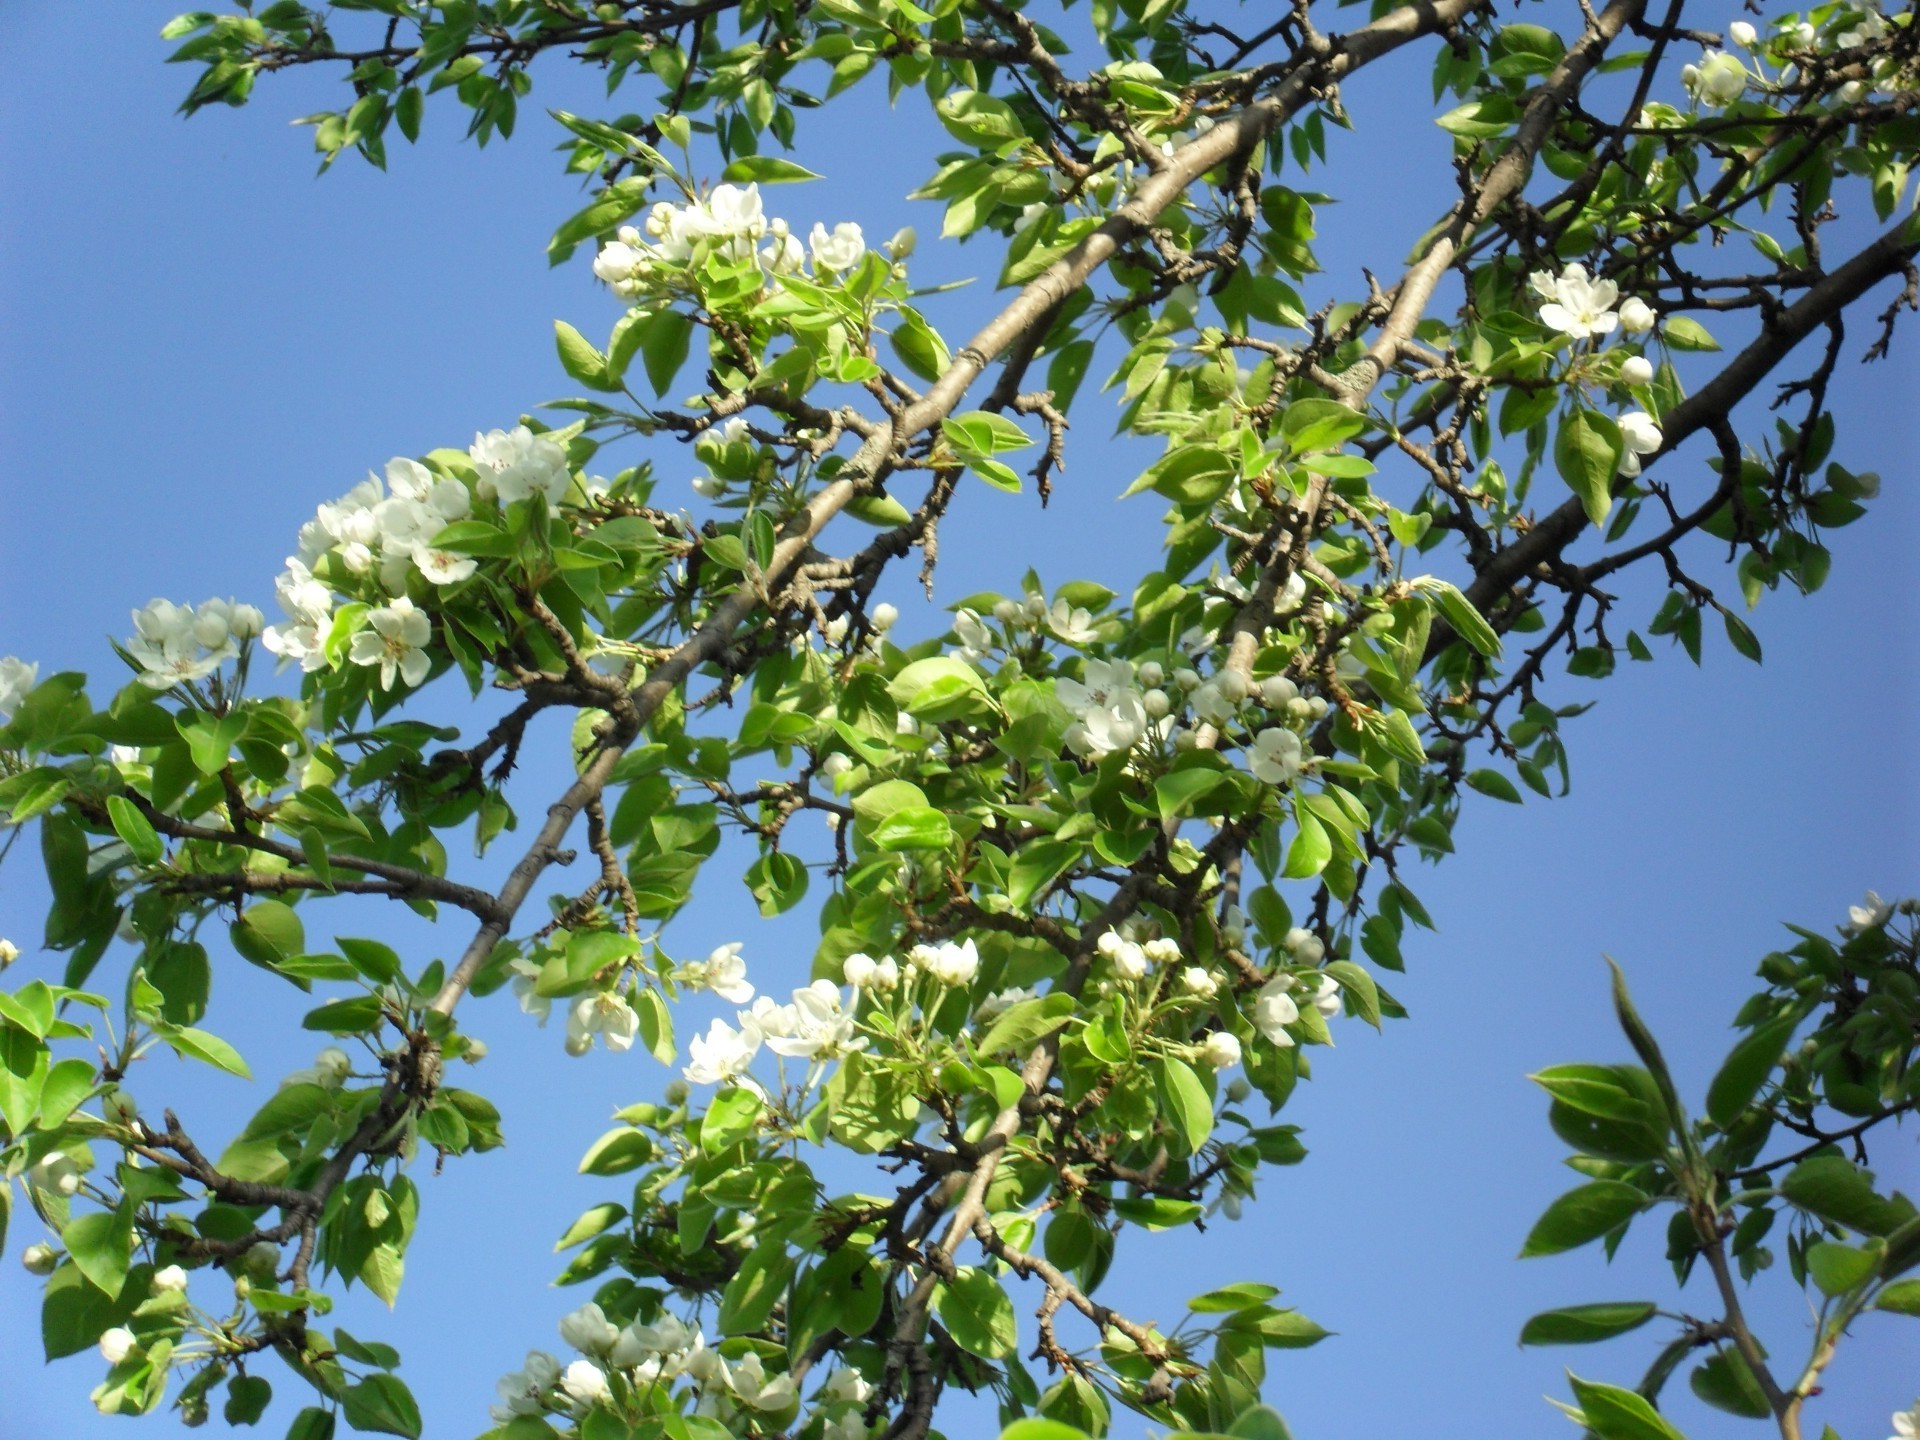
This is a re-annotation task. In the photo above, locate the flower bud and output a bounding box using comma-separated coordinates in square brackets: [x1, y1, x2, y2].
[886, 226, 917, 259]
[462, 1039, 488, 1063]
[1617, 297, 1657, 335]
[691, 475, 727, 499]
[21, 1242, 58, 1275]
[1142, 688, 1171, 719]
[820, 751, 853, 778]
[1214, 669, 1250, 703]
[870, 602, 899, 631]
[152, 1264, 189, 1293]
[0, 938, 17, 969]
[1728, 20, 1756, 46]
[1201, 1031, 1242, 1070]
[99, 1327, 137, 1365]
[1619, 355, 1655, 386]
[243, 1241, 280, 1279]
[1173, 667, 1201, 691]
[992, 599, 1022, 624]
[1136, 660, 1164, 688]
[1259, 675, 1299, 708]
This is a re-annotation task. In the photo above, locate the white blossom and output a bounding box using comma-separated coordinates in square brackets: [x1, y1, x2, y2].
[280, 1046, 351, 1089]
[567, 991, 640, 1055]
[739, 995, 799, 1045]
[1181, 966, 1220, 999]
[1046, 598, 1099, 645]
[262, 559, 335, 673]
[1684, 50, 1748, 106]
[510, 959, 552, 1025]
[766, 980, 866, 1059]
[1616, 410, 1665, 478]
[820, 1369, 874, 1407]
[1849, 890, 1893, 931]
[0, 656, 37, 719]
[1202, 1031, 1243, 1069]
[977, 985, 1039, 1022]
[1251, 977, 1300, 1046]
[809, 221, 866, 274]
[1890, 1403, 1920, 1440]
[1311, 974, 1343, 1019]
[1617, 296, 1658, 335]
[1249, 728, 1306, 786]
[1728, 20, 1757, 47]
[1284, 927, 1326, 965]
[98, 1328, 137, 1365]
[951, 607, 995, 661]
[729, 1352, 797, 1411]
[494, 1352, 560, 1419]
[30, 1152, 82, 1197]
[843, 952, 882, 988]
[684, 942, 754, 1003]
[871, 602, 899, 631]
[21, 1242, 58, 1275]
[151, 1265, 189, 1294]
[560, 1303, 620, 1355]
[413, 547, 479, 585]
[127, 598, 234, 689]
[685, 1017, 760, 1085]
[1534, 263, 1620, 339]
[348, 597, 433, 691]
[470, 426, 571, 506]
[1143, 937, 1182, 966]
[559, 1359, 612, 1410]
[1620, 355, 1655, 386]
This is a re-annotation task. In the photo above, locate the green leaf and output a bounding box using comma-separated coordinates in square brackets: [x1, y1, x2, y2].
[578, 1128, 656, 1176]
[554, 321, 617, 392]
[868, 806, 953, 852]
[1877, 1277, 1920, 1314]
[938, 1267, 1018, 1358]
[1323, 960, 1380, 1028]
[224, 1374, 273, 1426]
[1566, 1374, 1689, 1440]
[1424, 580, 1502, 658]
[63, 1210, 133, 1296]
[1781, 1155, 1907, 1236]
[640, 310, 693, 398]
[1520, 1181, 1649, 1257]
[555, 1203, 627, 1252]
[231, 901, 305, 970]
[973, 994, 1074, 1058]
[1465, 768, 1522, 803]
[178, 710, 247, 776]
[719, 155, 822, 183]
[997, 1423, 1091, 1440]
[1704, 1010, 1799, 1128]
[38, 1057, 99, 1127]
[341, 1374, 421, 1439]
[1689, 1351, 1770, 1418]
[157, 1024, 251, 1078]
[105, 797, 164, 865]
[1279, 398, 1366, 453]
[1436, 94, 1520, 138]
[700, 1086, 762, 1154]
[1806, 1240, 1876, 1295]
[1189, 1282, 1281, 1314]
[718, 1240, 792, 1334]
[1160, 1056, 1214, 1154]
[1554, 410, 1624, 527]
[1227, 1405, 1296, 1440]
[1519, 1302, 1658, 1345]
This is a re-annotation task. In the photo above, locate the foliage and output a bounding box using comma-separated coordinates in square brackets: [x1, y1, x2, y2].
[2, 1, 1917, 1438]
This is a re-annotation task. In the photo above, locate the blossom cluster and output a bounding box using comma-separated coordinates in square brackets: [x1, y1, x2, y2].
[1528, 264, 1667, 478]
[1688, 6, 1900, 110]
[684, 976, 868, 1086]
[491, 1303, 868, 1435]
[121, 597, 263, 690]
[592, 182, 870, 303]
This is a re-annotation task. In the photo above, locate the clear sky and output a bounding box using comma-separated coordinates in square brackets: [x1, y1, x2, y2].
[1, 5, 1915, 1439]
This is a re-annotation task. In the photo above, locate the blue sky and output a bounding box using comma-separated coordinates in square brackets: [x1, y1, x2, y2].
[1, 5, 1915, 1438]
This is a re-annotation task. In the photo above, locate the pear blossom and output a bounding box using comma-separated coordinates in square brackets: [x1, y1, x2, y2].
[560, 1303, 620, 1355]
[98, 1328, 137, 1365]
[1181, 967, 1220, 999]
[1249, 728, 1306, 785]
[843, 952, 881, 988]
[1684, 50, 1748, 106]
[21, 1242, 58, 1275]
[692, 474, 728, 499]
[510, 959, 552, 1025]
[348, 597, 433, 690]
[127, 598, 234, 688]
[765, 980, 865, 1059]
[151, 1265, 189, 1294]
[821, 1369, 874, 1407]
[1617, 297, 1658, 335]
[470, 426, 571, 505]
[413, 547, 479, 585]
[809, 221, 866, 273]
[1311, 974, 1343, 1019]
[262, 559, 335, 672]
[567, 991, 640, 1054]
[1202, 1031, 1243, 1069]
[30, 1152, 82, 1197]
[1144, 937, 1182, 965]
[1620, 355, 1655, 386]
[729, 1352, 797, 1411]
[1849, 890, 1893, 931]
[560, 1359, 612, 1410]
[281, 1045, 352, 1089]
[914, 938, 981, 987]
[951, 607, 995, 661]
[1284, 927, 1326, 965]
[1534, 263, 1620, 339]
[976, 985, 1039, 1022]
[1046, 598, 1098, 645]
[1889, 1402, 1919, 1440]
[1616, 410, 1664, 478]
[1728, 20, 1757, 47]
[871, 602, 899, 631]
[493, 1352, 561, 1420]
[621, 1314, 698, 1360]
[1251, 977, 1300, 1046]
[0, 656, 36, 718]
[1260, 674, 1299, 708]
[739, 994, 800, 1045]
[685, 1017, 761, 1084]
[684, 943, 754, 1003]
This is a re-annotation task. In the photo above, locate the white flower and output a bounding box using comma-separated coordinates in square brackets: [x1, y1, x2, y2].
[594, 239, 650, 299]
[281, 1045, 352, 1090]
[1283, 927, 1326, 965]
[261, 559, 335, 673]
[684, 942, 754, 1003]
[1180, 966, 1220, 999]
[348, 597, 433, 690]
[692, 474, 728, 499]
[766, 980, 866, 1060]
[567, 991, 640, 1054]
[413, 547, 478, 585]
[21, 1242, 58, 1275]
[685, 1018, 761, 1085]
[1892, 1403, 1920, 1440]
[976, 985, 1039, 1022]
[0, 938, 20, 970]
[1047, 598, 1099, 645]
[922, 939, 980, 987]
[560, 1359, 612, 1410]
[1109, 940, 1151, 980]
[871, 602, 899, 631]
[1143, 937, 1181, 966]
[1249, 728, 1306, 785]
[1619, 355, 1655, 386]
[809, 221, 866, 273]
[820, 1369, 874, 1407]
[951, 607, 995, 661]
[843, 953, 881, 988]
[495, 1351, 560, 1417]
[1536, 263, 1620, 339]
[560, 1303, 620, 1355]
[127, 598, 233, 689]
[1728, 20, 1757, 47]
[1686, 49, 1748, 106]
[470, 426, 571, 506]
[0, 656, 37, 719]
[29, 1153, 81, 1197]
[1616, 410, 1664, 478]
[510, 959, 552, 1025]
[739, 995, 799, 1044]
[729, 1352, 797, 1411]
[98, 1327, 137, 1365]
[1259, 675, 1299, 708]
[1202, 1031, 1242, 1070]
[761, 231, 806, 275]
[1251, 977, 1300, 1046]
[622, 1314, 697, 1360]
[1617, 297, 1658, 335]
[1849, 890, 1894, 931]
[1311, 974, 1343, 1019]
[886, 226, 917, 259]
[151, 1265, 189, 1294]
